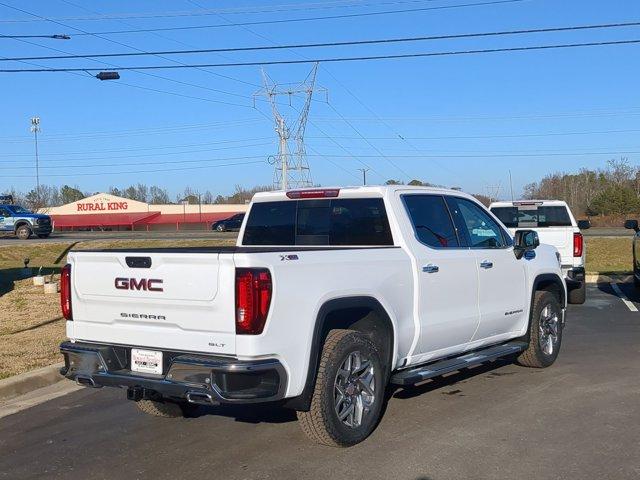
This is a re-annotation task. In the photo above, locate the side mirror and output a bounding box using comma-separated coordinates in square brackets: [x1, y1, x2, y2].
[577, 219, 591, 230]
[514, 229, 539, 259]
[624, 219, 639, 232]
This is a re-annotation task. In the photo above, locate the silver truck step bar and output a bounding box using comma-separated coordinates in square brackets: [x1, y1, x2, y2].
[391, 341, 528, 386]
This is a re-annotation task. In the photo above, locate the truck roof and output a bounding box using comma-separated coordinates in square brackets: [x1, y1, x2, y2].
[252, 185, 477, 202]
[489, 199, 569, 208]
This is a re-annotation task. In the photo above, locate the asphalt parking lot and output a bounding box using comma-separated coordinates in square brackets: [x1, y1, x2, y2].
[0, 284, 638, 480]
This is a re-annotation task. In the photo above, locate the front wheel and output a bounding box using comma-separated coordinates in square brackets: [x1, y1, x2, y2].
[517, 290, 563, 368]
[16, 225, 32, 240]
[297, 329, 386, 447]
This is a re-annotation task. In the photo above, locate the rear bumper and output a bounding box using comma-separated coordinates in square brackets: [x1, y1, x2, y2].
[565, 266, 585, 287]
[60, 341, 287, 405]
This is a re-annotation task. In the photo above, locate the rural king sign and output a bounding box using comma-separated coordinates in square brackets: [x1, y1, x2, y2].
[77, 200, 128, 212]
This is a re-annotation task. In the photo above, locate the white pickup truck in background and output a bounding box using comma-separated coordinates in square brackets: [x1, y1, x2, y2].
[489, 200, 589, 304]
[60, 186, 567, 447]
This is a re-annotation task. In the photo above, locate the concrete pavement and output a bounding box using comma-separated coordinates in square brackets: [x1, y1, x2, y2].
[0, 284, 638, 480]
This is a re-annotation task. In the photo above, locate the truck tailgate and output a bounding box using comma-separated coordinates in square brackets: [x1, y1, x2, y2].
[67, 251, 236, 355]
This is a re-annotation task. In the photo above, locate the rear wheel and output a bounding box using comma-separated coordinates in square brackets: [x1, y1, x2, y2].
[297, 329, 386, 447]
[517, 290, 563, 368]
[136, 399, 196, 418]
[567, 281, 586, 304]
[16, 225, 31, 240]
[216, 224, 226, 232]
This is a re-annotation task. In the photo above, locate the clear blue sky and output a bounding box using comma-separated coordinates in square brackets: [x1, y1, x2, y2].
[1, 0, 640, 200]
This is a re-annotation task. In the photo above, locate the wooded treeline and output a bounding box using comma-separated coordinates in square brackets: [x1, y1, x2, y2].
[523, 159, 640, 215]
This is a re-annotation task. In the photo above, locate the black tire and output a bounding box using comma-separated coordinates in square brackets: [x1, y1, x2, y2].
[297, 329, 387, 447]
[634, 274, 640, 291]
[37, 234, 50, 239]
[136, 399, 195, 418]
[16, 225, 31, 240]
[567, 281, 586, 304]
[517, 290, 563, 368]
[216, 224, 226, 232]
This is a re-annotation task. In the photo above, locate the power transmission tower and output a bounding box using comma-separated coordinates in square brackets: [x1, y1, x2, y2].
[485, 182, 502, 203]
[255, 63, 325, 190]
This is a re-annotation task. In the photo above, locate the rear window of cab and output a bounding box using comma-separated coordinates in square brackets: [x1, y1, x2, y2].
[490, 205, 572, 228]
[242, 198, 393, 246]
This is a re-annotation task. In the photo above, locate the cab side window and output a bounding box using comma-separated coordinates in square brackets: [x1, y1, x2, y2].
[446, 197, 508, 249]
[403, 195, 460, 248]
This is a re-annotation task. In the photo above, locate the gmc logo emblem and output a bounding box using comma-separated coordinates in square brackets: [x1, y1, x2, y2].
[115, 277, 164, 292]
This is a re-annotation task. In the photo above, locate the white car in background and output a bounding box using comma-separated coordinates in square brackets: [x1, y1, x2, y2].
[489, 200, 590, 304]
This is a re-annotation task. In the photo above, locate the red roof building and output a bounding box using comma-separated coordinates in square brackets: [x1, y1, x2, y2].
[40, 193, 247, 231]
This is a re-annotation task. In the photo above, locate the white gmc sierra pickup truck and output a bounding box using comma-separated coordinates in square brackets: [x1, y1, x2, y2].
[60, 186, 567, 447]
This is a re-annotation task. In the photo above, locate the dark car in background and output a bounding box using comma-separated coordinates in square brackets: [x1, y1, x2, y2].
[211, 213, 244, 232]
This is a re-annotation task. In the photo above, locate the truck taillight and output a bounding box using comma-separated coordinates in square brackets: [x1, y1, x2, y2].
[235, 268, 272, 335]
[60, 264, 72, 320]
[573, 232, 584, 257]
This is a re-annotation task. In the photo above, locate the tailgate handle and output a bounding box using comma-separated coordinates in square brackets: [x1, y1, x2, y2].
[126, 256, 152, 269]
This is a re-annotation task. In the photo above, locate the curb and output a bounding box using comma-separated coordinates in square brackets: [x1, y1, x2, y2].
[585, 273, 632, 284]
[0, 362, 65, 402]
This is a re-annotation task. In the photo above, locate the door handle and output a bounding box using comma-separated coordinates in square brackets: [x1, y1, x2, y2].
[480, 260, 493, 269]
[422, 264, 439, 273]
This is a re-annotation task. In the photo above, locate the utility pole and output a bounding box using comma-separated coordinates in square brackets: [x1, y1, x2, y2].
[254, 63, 326, 190]
[508, 170, 515, 201]
[30, 116, 41, 198]
[357, 168, 370, 186]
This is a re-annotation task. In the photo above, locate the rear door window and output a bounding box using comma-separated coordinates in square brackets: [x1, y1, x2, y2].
[243, 198, 393, 246]
[402, 195, 460, 248]
[491, 205, 572, 228]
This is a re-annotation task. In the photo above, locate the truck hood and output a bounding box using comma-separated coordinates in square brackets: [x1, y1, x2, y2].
[16, 213, 50, 220]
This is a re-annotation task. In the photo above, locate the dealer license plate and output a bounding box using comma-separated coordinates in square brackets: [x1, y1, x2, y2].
[131, 348, 163, 375]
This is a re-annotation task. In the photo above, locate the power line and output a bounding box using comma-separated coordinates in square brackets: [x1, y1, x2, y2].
[304, 150, 640, 158]
[0, 0, 525, 25]
[7, 21, 640, 62]
[0, 3, 260, 106]
[0, 119, 262, 143]
[4, 38, 639, 73]
[0, 1, 462, 21]
[328, 102, 414, 179]
[307, 127, 640, 140]
[57, 0, 261, 89]
[2, 154, 268, 170]
[3, 159, 266, 178]
[1, 142, 274, 164]
[0, 137, 272, 157]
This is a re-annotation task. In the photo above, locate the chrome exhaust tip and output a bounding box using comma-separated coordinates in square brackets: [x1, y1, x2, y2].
[75, 375, 100, 388]
[186, 391, 215, 405]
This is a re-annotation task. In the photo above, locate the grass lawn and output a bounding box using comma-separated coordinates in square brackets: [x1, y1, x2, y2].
[585, 237, 632, 275]
[0, 238, 235, 380]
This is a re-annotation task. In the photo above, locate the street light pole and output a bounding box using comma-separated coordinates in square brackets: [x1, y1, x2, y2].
[30, 116, 41, 198]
